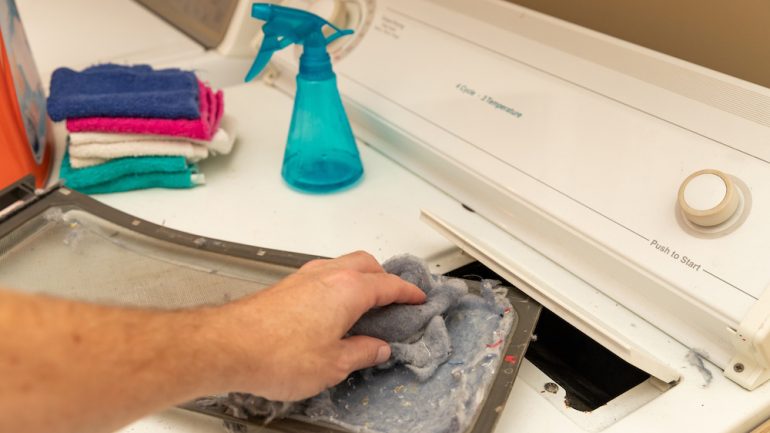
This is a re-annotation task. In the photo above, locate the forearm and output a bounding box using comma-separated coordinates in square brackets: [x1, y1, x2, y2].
[0, 288, 237, 433]
[0, 251, 426, 433]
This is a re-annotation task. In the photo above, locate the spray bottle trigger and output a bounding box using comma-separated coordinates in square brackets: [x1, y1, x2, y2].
[244, 34, 294, 82]
[245, 50, 272, 82]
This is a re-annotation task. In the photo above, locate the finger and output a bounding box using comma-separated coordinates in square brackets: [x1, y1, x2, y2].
[359, 273, 426, 309]
[339, 336, 391, 373]
[330, 251, 385, 274]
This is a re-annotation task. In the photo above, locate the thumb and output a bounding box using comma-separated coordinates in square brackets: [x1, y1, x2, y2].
[339, 336, 392, 372]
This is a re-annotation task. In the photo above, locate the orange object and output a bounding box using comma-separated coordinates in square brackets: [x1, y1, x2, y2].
[0, 1, 53, 190]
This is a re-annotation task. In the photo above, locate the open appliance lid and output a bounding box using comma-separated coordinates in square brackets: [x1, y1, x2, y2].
[0, 176, 541, 433]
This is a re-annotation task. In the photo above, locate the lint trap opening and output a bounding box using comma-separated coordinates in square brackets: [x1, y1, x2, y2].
[445, 261, 651, 412]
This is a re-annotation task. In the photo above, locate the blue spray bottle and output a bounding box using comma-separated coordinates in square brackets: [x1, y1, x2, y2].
[244, 3, 363, 193]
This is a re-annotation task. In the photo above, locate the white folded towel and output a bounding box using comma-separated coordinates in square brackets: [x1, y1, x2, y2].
[68, 115, 239, 168]
[69, 141, 209, 167]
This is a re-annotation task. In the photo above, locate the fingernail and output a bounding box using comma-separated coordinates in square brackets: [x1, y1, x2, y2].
[375, 345, 391, 364]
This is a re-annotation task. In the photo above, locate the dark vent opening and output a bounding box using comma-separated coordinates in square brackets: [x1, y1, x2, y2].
[445, 261, 650, 412]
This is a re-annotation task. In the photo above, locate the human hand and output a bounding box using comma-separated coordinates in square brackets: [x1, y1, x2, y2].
[207, 251, 426, 401]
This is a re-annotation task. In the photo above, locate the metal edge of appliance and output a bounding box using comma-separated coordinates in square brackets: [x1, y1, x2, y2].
[133, 0, 241, 49]
[0, 176, 542, 433]
[0, 176, 320, 269]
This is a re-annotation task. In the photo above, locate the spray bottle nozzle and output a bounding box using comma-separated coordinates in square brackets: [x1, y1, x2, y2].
[244, 4, 353, 82]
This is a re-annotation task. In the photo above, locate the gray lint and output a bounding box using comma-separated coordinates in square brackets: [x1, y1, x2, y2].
[685, 348, 713, 387]
[197, 255, 514, 433]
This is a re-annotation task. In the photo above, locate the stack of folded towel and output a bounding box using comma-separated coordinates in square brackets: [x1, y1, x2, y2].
[47, 64, 236, 194]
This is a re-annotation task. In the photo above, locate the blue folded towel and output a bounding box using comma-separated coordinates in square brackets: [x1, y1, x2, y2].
[47, 64, 200, 121]
[59, 151, 200, 194]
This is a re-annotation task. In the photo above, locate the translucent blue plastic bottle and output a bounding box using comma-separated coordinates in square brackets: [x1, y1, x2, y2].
[244, 4, 363, 193]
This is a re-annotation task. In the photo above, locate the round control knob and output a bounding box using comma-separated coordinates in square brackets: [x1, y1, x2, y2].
[678, 169, 740, 227]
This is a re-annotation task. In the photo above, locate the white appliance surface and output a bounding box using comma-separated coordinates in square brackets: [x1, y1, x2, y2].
[310, 0, 770, 380]
[93, 82, 462, 263]
[15, 0, 770, 432]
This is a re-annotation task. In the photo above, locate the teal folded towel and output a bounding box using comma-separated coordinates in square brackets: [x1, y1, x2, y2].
[59, 151, 202, 194]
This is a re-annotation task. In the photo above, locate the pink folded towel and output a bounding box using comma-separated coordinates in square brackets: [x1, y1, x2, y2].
[66, 80, 224, 140]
